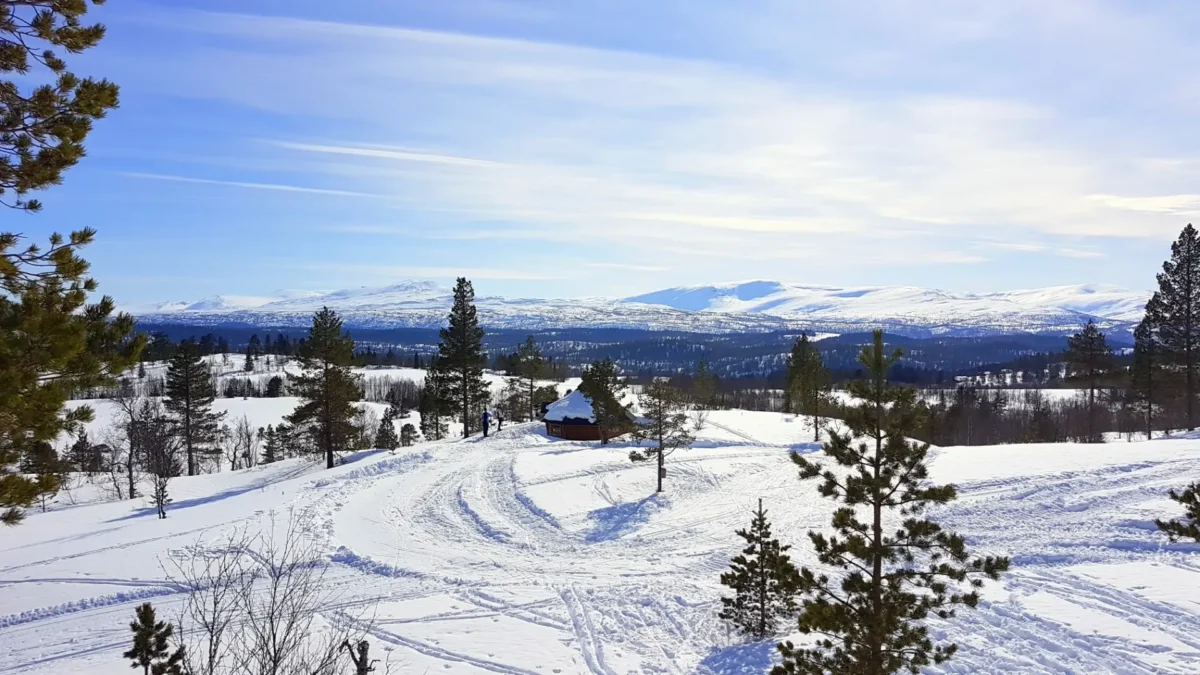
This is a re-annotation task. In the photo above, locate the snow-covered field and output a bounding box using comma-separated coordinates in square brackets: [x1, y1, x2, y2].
[4, 408, 1200, 674]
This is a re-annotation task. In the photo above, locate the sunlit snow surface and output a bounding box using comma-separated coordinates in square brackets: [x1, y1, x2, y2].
[2, 408, 1199, 674]
[125, 280, 1150, 335]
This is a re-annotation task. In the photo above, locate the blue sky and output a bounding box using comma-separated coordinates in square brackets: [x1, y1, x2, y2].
[16, 0, 1200, 304]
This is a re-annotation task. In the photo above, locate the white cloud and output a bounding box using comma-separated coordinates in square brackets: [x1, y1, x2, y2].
[124, 172, 387, 199]
[115, 2, 1200, 276]
[274, 142, 507, 168]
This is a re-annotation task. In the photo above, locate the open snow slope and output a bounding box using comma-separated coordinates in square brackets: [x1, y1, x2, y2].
[3, 410, 1200, 674]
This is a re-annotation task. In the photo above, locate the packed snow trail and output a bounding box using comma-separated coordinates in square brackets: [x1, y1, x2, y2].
[3, 410, 1200, 673]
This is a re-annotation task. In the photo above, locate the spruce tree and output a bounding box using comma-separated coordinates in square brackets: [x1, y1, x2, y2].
[693, 357, 719, 409]
[164, 340, 225, 475]
[777, 331, 1008, 675]
[419, 359, 450, 441]
[123, 603, 186, 675]
[516, 335, 545, 421]
[786, 333, 832, 441]
[285, 308, 362, 469]
[1132, 297, 1166, 439]
[437, 278, 489, 437]
[259, 425, 280, 464]
[578, 358, 627, 444]
[1064, 320, 1113, 443]
[631, 379, 692, 492]
[68, 429, 105, 474]
[1155, 223, 1200, 430]
[265, 375, 284, 398]
[1156, 484, 1200, 542]
[719, 499, 799, 640]
[22, 442, 66, 512]
[400, 423, 418, 447]
[374, 409, 399, 451]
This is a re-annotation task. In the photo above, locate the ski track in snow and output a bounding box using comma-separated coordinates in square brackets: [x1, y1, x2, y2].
[4, 414, 1200, 674]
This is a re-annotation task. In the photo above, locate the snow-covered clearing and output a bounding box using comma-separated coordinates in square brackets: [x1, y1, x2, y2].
[4, 408, 1200, 674]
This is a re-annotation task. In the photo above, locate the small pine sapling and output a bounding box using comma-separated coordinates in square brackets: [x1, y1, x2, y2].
[400, 423, 419, 447]
[1156, 483, 1200, 542]
[719, 499, 799, 640]
[123, 603, 186, 675]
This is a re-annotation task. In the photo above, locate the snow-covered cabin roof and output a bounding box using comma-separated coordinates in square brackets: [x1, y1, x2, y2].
[543, 390, 596, 423]
[544, 390, 637, 424]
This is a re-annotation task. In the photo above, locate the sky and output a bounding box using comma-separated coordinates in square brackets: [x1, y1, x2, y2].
[12, 0, 1200, 304]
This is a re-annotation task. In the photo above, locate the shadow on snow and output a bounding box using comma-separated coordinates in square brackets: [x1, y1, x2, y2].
[584, 494, 664, 543]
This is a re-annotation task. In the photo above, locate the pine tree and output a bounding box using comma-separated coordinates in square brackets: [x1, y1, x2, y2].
[375, 409, 400, 451]
[123, 603, 186, 675]
[516, 335, 545, 421]
[243, 343, 254, 372]
[265, 375, 284, 398]
[400, 423, 418, 447]
[164, 340, 225, 475]
[286, 308, 363, 469]
[1132, 297, 1166, 439]
[1155, 223, 1200, 430]
[719, 499, 799, 640]
[419, 361, 449, 441]
[631, 379, 692, 492]
[0, 2, 120, 213]
[1064, 320, 1113, 443]
[21, 442, 67, 512]
[786, 333, 832, 442]
[1156, 484, 1200, 543]
[1, 230, 143, 526]
[578, 358, 627, 445]
[68, 429, 105, 474]
[259, 425, 280, 464]
[776, 331, 1008, 675]
[437, 278, 490, 437]
[138, 360, 146, 379]
[693, 357, 719, 409]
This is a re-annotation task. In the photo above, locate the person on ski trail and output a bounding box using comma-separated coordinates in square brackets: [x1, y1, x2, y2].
[497, 411, 504, 432]
[481, 410, 492, 437]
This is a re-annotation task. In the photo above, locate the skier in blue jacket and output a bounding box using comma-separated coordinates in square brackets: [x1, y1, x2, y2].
[481, 410, 492, 437]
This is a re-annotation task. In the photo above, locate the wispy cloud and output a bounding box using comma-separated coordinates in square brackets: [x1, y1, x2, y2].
[124, 172, 388, 199]
[297, 262, 567, 281]
[94, 1, 1200, 301]
[274, 142, 507, 168]
[1087, 193, 1200, 215]
[584, 262, 670, 272]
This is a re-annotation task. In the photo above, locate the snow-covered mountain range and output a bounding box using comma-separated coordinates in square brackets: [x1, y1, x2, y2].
[127, 280, 1151, 337]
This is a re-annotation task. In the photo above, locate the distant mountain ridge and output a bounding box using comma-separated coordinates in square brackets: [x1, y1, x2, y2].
[127, 279, 1151, 338]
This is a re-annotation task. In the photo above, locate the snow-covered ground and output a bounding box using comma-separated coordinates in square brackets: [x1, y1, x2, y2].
[4, 408, 1200, 674]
